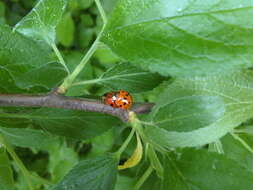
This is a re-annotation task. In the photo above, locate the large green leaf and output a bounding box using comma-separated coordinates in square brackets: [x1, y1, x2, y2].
[102, 0, 253, 76]
[0, 25, 67, 90]
[0, 108, 121, 140]
[99, 63, 166, 92]
[77, 62, 166, 93]
[162, 149, 253, 190]
[52, 154, 118, 190]
[151, 95, 225, 132]
[145, 70, 253, 149]
[0, 147, 14, 190]
[0, 127, 59, 149]
[15, 0, 67, 44]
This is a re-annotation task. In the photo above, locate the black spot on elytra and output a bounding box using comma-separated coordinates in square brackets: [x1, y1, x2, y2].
[120, 105, 122, 107]
[110, 104, 114, 106]
[123, 102, 126, 105]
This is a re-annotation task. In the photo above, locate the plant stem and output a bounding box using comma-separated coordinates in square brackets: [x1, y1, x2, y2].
[0, 135, 34, 190]
[58, 0, 107, 93]
[58, 28, 104, 93]
[128, 112, 146, 140]
[134, 166, 153, 190]
[51, 43, 69, 74]
[230, 132, 253, 153]
[116, 128, 135, 157]
[0, 93, 154, 122]
[95, 0, 107, 24]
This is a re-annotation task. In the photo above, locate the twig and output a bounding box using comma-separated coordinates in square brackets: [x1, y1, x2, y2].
[0, 93, 154, 122]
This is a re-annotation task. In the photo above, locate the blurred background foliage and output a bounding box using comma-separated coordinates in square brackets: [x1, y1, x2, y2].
[1, 0, 119, 95]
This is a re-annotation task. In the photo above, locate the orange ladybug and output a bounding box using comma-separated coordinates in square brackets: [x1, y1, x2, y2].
[103, 90, 133, 109]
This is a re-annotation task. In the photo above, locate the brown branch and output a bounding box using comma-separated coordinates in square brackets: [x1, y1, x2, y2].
[0, 93, 154, 122]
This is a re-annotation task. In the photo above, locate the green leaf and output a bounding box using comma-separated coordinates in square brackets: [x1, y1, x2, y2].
[52, 154, 118, 190]
[102, 0, 253, 77]
[162, 149, 253, 190]
[221, 133, 253, 173]
[0, 147, 14, 190]
[101, 0, 118, 15]
[15, 0, 67, 44]
[94, 46, 119, 65]
[114, 175, 134, 190]
[88, 128, 115, 157]
[0, 69, 22, 93]
[145, 70, 253, 149]
[56, 12, 75, 47]
[0, 108, 121, 140]
[0, 127, 59, 149]
[17, 62, 67, 89]
[0, 25, 67, 90]
[100, 63, 166, 92]
[48, 142, 78, 183]
[151, 95, 225, 132]
[76, 63, 166, 93]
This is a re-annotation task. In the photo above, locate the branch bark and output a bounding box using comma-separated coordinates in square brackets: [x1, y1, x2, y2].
[0, 93, 154, 122]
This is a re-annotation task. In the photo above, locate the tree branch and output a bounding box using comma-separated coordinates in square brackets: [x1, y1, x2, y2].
[0, 93, 154, 122]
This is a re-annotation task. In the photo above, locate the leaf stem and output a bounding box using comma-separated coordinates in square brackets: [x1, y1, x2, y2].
[58, 28, 104, 93]
[116, 128, 135, 157]
[0, 135, 34, 190]
[30, 173, 52, 186]
[128, 112, 146, 139]
[214, 140, 224, 154]
[230, 132, 253, 153]
[94, 0, 107, 24]
[134, 166, 153, 190]
[72, 78, 102, 86]
[147, 144, 163, 178]
[51, 43, 69, 74]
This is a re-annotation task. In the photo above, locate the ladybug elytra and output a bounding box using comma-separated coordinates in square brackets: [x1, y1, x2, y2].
[103, 90, 133, 110]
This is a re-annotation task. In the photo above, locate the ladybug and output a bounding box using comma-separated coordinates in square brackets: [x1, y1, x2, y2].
[103, 90, 133, 110]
